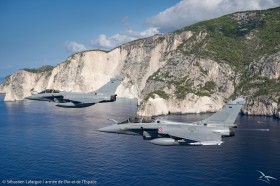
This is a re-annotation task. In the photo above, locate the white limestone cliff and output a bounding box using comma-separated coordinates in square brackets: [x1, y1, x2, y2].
[138, 94, 224, 116]
[0, 28, 279, 118]
[0, 32, 192, 101]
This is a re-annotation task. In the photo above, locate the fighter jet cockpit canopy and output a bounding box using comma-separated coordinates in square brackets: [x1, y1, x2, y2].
[38, 89, 60, 94]
[119, 117, 156, 124]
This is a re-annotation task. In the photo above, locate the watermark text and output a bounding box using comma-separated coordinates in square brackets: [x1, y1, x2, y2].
[1, 179, 97, 185]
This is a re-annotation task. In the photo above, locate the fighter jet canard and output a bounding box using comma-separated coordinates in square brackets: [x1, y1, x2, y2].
[99, 97, 246, 146]
[25, 76, 123, 108]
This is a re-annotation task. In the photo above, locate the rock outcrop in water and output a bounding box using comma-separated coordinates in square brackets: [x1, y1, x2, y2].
[0, 7, 280, 118]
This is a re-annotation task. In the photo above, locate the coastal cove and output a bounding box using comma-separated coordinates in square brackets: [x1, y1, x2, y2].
[1, 94, 280, 186]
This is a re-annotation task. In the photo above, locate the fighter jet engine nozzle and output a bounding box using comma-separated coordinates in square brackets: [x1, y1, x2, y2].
[150, 138, 180, 146]
[213, 128, 235, 137]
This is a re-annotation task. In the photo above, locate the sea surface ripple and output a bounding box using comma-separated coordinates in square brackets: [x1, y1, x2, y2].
[0, 95, 279, 186]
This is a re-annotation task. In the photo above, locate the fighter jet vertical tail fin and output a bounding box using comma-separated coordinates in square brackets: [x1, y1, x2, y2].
[94, 76, 123, 94]
[201, 97, 245, 127]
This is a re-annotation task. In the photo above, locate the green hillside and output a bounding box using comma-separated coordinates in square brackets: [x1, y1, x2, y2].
[177, 7, 280, 64]
[23, 65, 54, 73]
[141, 7, 280, 116]
[177, 7, 280, 97]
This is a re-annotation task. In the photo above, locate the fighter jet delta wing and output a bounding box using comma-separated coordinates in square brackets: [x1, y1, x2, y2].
[25, 76, 123, 108]
[98, 97, 245, 146]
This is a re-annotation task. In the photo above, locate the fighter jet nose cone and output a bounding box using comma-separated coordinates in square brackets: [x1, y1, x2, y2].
[97, 128, 105, 132]
[98, 126, 117, 133]
[98, 126, 109, 132]
[25, 96, 34, 100]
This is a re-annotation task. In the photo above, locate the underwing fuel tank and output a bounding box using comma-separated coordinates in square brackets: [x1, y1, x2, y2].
[150, 138, 223, 146]
[55, 102, 94, 108]
[150, 138, 180, 146]
[189, 141, 223, 146]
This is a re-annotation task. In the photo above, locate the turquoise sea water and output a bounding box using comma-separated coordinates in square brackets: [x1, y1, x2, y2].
[0, 95, 279, 186]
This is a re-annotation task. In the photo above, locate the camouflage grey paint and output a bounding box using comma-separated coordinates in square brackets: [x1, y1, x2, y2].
[25, 76, 122, 108]
[99, 98, 245, 146]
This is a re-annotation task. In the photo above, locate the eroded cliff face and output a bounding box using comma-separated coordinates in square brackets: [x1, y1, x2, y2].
[242, 96, 279, 116]
[0, 70, 51, 101]
[249, 52, 280, 79]
[241, 52, 280, 117]
[0, 32, 193, 101]
[138, 56, 236, 116]
[138, 94, 224, 116]
[1, 8, 280, 118]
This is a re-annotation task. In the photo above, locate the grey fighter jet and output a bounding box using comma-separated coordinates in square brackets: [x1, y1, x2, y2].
[98, 97, 245, 146]
[25, 76, 122, 108]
